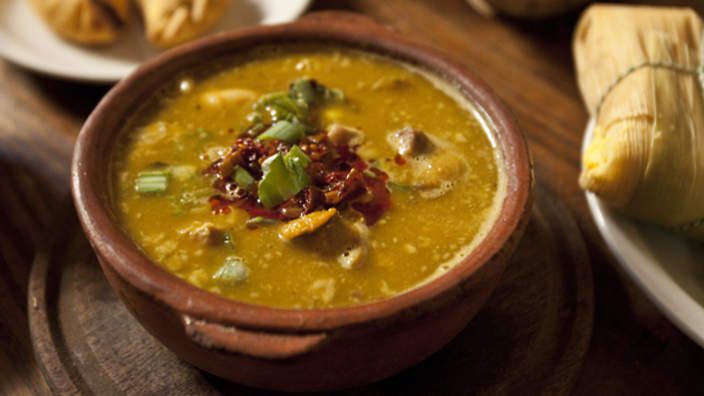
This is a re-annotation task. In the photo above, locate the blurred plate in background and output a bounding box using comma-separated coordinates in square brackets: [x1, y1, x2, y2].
[0, 0, 311, 83]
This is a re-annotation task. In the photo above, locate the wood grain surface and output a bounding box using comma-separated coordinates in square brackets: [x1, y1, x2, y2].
[29, 186, 593, 395]
[1, 0, 703, 395]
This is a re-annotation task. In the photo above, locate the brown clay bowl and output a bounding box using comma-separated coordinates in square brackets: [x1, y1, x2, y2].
[71, 11, 532, 392]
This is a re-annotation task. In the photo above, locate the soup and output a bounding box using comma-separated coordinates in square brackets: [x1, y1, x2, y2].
[111, 46, 505, 308]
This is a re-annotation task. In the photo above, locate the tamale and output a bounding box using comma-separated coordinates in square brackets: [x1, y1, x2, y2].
[136, 0, 230, 48]
[575, 4, 704, 240]
[28, 0, 130, 45]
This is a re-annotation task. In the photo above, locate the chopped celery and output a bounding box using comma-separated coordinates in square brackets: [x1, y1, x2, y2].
[233, 166, 255, 191]
[135, 170, 170, 194]
[256, 121, 305, 143]
[213, 256, 250, 283]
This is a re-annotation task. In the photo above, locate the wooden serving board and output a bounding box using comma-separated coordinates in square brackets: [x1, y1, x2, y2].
[28, 185, 593, 395]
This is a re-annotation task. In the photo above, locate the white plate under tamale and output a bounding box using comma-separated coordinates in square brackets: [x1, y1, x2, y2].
[583, 118, 704, 348]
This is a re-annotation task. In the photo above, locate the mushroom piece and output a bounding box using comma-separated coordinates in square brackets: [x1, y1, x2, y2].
[387, 127, 434, 156]
[327, 123, 365, 147]
[385, 128, 468, 198]
[336, 220, 369, 270]
[284, 211, 370, 270]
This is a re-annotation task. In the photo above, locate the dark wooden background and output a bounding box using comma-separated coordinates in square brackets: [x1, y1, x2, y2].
[1, 1, 703, 394]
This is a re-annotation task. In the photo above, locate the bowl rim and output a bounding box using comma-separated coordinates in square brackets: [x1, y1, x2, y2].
[71, 13, 532, 333]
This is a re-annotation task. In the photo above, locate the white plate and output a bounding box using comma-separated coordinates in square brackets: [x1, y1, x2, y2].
[583, 118, 704, 347]
[0, 0, 310, 83]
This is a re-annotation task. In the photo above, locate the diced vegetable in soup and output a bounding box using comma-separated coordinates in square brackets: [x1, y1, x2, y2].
[111, 46, 505, 308]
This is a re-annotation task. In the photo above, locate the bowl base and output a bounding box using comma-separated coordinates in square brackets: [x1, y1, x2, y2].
[29, 184, 593, 394]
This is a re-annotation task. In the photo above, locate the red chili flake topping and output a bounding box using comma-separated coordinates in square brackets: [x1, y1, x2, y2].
[205, 129, 392, 225]
[394, 154, 407, 165]
[208, 195, 232, 215]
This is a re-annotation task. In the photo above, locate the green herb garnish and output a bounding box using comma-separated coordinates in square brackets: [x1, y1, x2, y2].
[256, 91, 308, 123]
[289, 78, 317, 105]
[289, 78, 345, 105]
[245, 79, 345, 135]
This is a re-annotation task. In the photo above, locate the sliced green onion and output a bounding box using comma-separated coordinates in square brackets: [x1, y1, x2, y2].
[284, 145, 311, 191]
[258, 153, 291, 208]
[213, 256, 250, 284]
[223, 231, 234, 247]
[256, 120, 305, 143]
[268, 104, 296, 123]
[135, 170, 170, 194]
[257, 146, 311, 208]
[246, 112, 262, 124]
[246, 216, 278, 229]
[233, 166, 255, 191]
[285, 144, 311, 167]
[388, 181, 412, 192]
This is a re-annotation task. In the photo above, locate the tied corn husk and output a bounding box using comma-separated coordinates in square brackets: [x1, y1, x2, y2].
[28, 0, 130, 45]
[467, 0, 589, 19]
[575, 4, 704, 240]
[136, 0, 230, 48]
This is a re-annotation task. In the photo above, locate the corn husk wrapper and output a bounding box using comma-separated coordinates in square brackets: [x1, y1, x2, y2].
[575, 4, 704, 240]
[136, 0, 230, 48]
[28, 0, 130, 45]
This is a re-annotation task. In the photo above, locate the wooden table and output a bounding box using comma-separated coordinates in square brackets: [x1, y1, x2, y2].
[1, 1, 702, 394]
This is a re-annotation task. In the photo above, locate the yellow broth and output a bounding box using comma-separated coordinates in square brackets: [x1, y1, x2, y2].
[111, 46, 504, 308]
